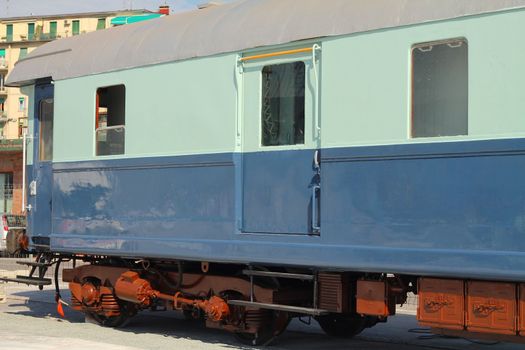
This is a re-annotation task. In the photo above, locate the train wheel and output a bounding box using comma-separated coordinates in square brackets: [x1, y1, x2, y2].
[234, 309, 290, 346]
[316, 313, 368, 338]
[86, 310, 130, 328]
[85, 296, 136, 328]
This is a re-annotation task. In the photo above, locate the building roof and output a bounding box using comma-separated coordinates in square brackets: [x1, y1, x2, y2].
[0, 9, 152, 22]
[7, 0, 525, 86]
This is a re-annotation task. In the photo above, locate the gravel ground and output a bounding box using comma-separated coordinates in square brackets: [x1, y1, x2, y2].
[0, 286, 522, 350]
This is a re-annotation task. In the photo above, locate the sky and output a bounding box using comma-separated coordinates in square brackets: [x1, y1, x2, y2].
[0, 0, 234, 18]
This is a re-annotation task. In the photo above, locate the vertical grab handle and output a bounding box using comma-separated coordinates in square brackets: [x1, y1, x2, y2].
[311, 184, 321, 232]
[22, 130, 27, 212]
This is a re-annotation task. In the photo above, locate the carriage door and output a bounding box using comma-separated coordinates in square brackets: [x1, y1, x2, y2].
[240, 46, 321, 235]
[28, 82, 54, 238]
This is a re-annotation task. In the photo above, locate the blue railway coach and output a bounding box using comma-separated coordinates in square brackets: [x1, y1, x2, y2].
[4, 0, 525, 344]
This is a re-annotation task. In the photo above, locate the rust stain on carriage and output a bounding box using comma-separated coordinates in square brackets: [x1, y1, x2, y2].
[417, 278, 464, 330]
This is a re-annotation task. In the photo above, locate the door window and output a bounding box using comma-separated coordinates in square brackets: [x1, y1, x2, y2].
[261, 62, 305, 146]
[39, 99, 54, 161]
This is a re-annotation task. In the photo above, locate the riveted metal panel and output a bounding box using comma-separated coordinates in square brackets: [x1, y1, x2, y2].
[467, 281, 517, 335]
[417, 278, 464, 330]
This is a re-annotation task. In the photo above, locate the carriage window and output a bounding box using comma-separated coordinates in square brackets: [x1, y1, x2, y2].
[412, 39, 468, 138]
[261, 61, 305, 146]
[39, 99, 53, 161]
[96, 85, 125, 156]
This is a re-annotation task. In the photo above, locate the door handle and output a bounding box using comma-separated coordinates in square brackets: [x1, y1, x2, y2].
[311, 184, 321, 232]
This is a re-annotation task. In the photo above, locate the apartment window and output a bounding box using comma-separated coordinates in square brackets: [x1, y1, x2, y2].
[18, 97, 25, 112]
[261, 61, 305, 146]
[96, 85, 125, 156]
[97, 18, 106, 30]
[0, 173, 13, 213]
[72, 20, 80, 35]
[6, 24, 13, 42]
[28, 23, 35, 40]
[49, 21, 57, 39]
[19, 47, 27, 60]
[39, 99, 54, 161]
[412, 39, 468, 138]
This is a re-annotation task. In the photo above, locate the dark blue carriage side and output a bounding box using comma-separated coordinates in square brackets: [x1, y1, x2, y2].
[27, 82, 54, 246]
[48, 138, 525, 281]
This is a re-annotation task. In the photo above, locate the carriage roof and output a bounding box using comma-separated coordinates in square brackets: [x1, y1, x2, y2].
[6, 0, 525, 86]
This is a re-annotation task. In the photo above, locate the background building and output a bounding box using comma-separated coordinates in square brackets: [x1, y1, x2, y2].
[0, 8, 164, 213]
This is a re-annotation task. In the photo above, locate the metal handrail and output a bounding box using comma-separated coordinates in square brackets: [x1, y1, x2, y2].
[96, 125, 125, 132]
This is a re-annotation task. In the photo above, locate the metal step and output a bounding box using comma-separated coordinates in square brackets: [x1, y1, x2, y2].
[16, 261, 50, 267]
[0, 275, 52, 286]
[227, 300, 329, 316]
[242, 270, 314, 281]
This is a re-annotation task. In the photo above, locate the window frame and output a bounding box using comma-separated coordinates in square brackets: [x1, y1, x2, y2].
[38, 98, 54, 162]
[6, 24, 13, 42]
[49, 21, 57, 39]
[19, 47, 28, 60]
[410, 37, 468, 139]
[97, 18, 106, 30]
[72, 20, 80, 36]
[27, 23, 35, 40]
[18, 97, 26, 112]
[260, 61, 307, 147]
[95, 84, 126, 157]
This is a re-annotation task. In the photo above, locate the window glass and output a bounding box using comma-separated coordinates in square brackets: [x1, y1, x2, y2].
[261, 61, 305, 146]
[72, 20, 80, 35]
[49, 21, 57, 39]
[19, 48, 27, 60]
[39, 99, 54, 161]
[0, 173, 13, 213]
[18, 97, 25, 112]
[412, 39, 468, 138]
[28, 23, 35, 40]
[97, 18, 106, 30]
[6, 24, 13, 42]
[96, 85, 125, 156]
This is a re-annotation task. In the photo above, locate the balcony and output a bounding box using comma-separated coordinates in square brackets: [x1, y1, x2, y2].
[0, 32, 67, 43]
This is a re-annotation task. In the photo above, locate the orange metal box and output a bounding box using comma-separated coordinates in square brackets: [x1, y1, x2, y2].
[467, 281, 517, 335]
[519, 283, 525, 337]
[417, 278, 464, 330]
[356, 280, 395, 317]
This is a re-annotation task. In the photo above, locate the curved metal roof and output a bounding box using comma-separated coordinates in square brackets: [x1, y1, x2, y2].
[7, 0, 525, 86]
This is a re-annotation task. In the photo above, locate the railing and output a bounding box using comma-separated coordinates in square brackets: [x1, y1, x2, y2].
[0, 31, 79, 43]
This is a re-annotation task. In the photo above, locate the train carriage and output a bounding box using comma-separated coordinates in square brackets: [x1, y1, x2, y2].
[4, 0, 525, 344]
